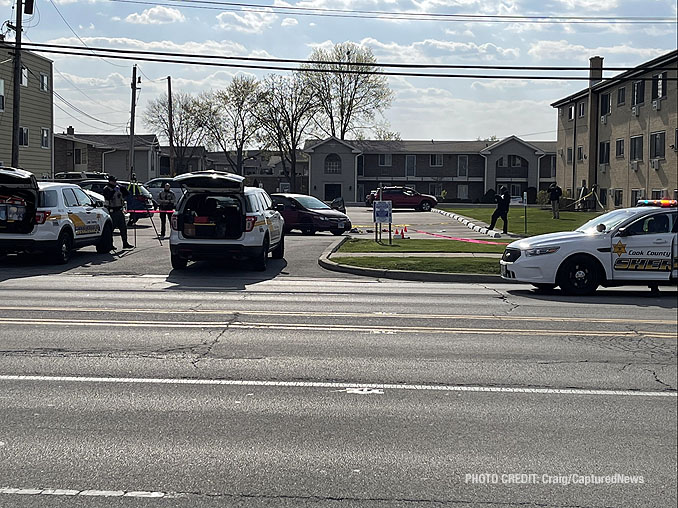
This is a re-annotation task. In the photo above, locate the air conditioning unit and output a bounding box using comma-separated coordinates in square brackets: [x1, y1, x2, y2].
[651, 159, 660, 170]
[631, 161, 640, 171]
[600, 115, 607, 124]
[652, 99, 661, 111]
[558, 148, 563, 156]
[631, 106, 639, 116]
[599, 163, 608, 173]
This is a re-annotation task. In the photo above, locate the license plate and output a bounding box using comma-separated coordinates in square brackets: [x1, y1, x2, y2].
[500, 264, 508, 277]
[337, 221, 344, 228]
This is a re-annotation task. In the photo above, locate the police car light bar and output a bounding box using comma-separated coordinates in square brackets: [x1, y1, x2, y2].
[636, 199, 678, 207]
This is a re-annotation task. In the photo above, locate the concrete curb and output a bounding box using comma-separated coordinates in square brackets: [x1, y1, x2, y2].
[432, 208, 503, 238]
[318, 237, 502, 283]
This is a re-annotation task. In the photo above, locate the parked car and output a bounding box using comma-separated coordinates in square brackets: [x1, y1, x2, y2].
[271, 193, 352, 235]
[169, 171, 284, 271]
[0, 166, 114, 263]
[79, 179, 155, 224]
[365, 187, 438, 211]
[145, 177, 184, 205]
[54, 171, 109, 183]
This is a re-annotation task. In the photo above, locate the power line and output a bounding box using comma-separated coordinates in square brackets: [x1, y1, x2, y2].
[54, 102, 124, 132]
[54, 90, 128, 127]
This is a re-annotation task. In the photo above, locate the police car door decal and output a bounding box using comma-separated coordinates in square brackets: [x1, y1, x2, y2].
[612, 213, 674, 281]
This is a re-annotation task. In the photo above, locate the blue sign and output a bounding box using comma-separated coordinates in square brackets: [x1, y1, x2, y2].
[373, 200, 392, 224]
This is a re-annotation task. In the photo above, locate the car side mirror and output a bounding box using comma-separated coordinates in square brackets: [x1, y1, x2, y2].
[275, 204, 285, 213]
[596, 223, 606, 233]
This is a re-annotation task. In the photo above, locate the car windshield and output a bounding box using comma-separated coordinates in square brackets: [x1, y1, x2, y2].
[576, 209, 639, 234]
[295, 196, 330, 210]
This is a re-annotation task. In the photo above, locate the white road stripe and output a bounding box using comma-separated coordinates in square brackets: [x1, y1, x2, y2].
[0, 374, 674, 398]
[0, 487, 166, 498]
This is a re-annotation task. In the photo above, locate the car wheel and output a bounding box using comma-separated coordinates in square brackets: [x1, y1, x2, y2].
[171, 253, 188, 270]
[271, 233, 285, 259]
[52, 230, 73, 265]
[330, 229, 345, 236]
[532, 283, 556, 291]
[419, 201, 432, 212]
[253, 236, 269, 271]
[96, 222, 114, 253]
[557, 255, 600, 296]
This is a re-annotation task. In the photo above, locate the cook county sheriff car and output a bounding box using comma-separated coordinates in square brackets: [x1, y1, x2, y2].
[500, 200, 678, 295]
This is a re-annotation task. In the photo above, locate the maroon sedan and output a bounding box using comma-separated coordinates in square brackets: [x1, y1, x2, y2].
[365, 187, 438, 211]
[271, 193, 352, 235]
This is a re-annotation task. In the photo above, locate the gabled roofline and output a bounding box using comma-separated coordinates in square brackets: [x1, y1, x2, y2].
[304, 136, 361, 154]
[479, 135, 545, 156]
[53, 133, 113, 149]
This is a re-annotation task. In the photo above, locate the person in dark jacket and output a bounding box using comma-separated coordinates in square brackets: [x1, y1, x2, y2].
[489, 186, 510, 234]
[548, 182, 563, 219]
[102, 175, 133, 250]
[157, 182, 176, 238]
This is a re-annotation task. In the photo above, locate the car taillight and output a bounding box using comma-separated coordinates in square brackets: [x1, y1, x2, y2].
[171, 213, 178, 231]
[35, 211, 51, 224]
[245, 216, 257, 232]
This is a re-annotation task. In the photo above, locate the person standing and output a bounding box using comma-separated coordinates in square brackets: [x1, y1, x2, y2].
[102, 175, 134, 250]
[548, 182, 562, 219]
[489, 186, 511, 234]
[157, 182, 176, 238]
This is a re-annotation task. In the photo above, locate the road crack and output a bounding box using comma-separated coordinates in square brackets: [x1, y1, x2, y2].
[190, 313, 239, 368]
[481, 284, 519, 314]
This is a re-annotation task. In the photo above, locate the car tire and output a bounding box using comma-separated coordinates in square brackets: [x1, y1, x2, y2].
[52, 230, 73, 265]
[330, 229, 345, 236]
[96, 222, 114, 253]
[532, 283, 556, 291]
[253, 236, 269, 271]
[271, 233, 285, 259]
[171, 253, 188, 270]
[419, 201, 432, 212]
[557, 255, 600, 296]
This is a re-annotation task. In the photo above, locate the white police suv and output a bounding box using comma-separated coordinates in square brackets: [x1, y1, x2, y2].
[0, 166, 114, 264]
[500, 200, 678, 295]
[169, 171, 284, 271]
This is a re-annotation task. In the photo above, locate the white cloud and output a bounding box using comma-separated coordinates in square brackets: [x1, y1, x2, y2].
[216, 9, 277, 34]
[528, 40, 671, 63]
[359, 37, 520, 63]
[281, 17, 299, 27]
[48, 36, 248, 57]
[554, 0, 619, 10]
[125, 6, 186, 24]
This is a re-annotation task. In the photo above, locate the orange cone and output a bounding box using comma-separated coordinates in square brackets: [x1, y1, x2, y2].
[404, 226, 408, 233]
[401, 229, 405, 239]
[394, 228, 399, 235]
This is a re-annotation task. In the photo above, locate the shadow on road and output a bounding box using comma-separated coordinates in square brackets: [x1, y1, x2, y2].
[508, 287, 678, 309]
[165, 259, 288, 291]
[0, 250, 121, 283]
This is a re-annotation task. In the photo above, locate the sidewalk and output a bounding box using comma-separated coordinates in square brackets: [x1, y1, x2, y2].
[330, 252, 502, 258]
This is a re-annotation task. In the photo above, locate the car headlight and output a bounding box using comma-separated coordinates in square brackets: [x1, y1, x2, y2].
[525, 246, 560, 257]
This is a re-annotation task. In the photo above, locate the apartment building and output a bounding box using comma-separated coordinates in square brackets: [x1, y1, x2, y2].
[551, 50, 677, 209]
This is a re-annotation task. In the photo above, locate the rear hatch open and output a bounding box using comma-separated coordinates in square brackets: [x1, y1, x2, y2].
[175, 172, 246, 239]
[0, 167, 39, 234]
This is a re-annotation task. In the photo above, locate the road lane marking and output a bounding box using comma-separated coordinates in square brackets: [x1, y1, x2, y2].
[0, 374, 675, 397]
[0, 487, 166, 498]
[0, 317, 673, 338]
[0, 305, 673, 326]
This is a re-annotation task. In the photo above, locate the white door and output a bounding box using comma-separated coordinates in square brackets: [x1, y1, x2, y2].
[260, 191, 282, 245]
[62, 187, 101, 240]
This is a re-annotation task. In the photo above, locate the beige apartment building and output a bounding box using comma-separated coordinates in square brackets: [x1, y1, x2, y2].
[0, 43, 53, 178]
[552, 50, 677, 209]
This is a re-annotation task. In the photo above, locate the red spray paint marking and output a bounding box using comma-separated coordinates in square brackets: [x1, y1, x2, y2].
[414, 230, 507, 245]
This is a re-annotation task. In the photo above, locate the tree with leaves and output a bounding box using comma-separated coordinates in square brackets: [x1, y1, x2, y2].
[255, 73, 317, 193]
[143, 92, 208, 175]
[300, 42, 393, 140]
[197, 75, 262, 175]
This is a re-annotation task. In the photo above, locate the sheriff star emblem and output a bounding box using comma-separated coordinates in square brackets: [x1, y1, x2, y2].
[613, 240, 627, 257]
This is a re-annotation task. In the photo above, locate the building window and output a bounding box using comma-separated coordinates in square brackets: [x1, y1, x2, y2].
[429, 183, 443, 197]
[19, 127, 29, 146]
[356, 155, 364, 177]
[650, 131, 665, 159]
[599, 188, 607, 206]
[578, 102, 585, 117]
[41, 128, 50, 149]
[378, 154, 392, 166]
[614, 189, 623, 207]
[599, 141, 610, 164]
[0, 79, 4, 111]
[651, 189, 666, 200]
[550, 155, 556, 178]
[497, 156, 506, 167]
[600, 94, 610, 115]
[457, 155, 468, 176]
[630, 136, 643, 161]
[615, 139, 624, 158]
[652, 72, 667, 100]
[577, 146, 583, 161]
[631, 189, 644, 204]
[567, 105, 574, 120]
[566, 147, 572, 163]
[405, 155, 416, 177]
[617, 86, 625, 106]
[457, 184, 468, 200]
[632, 80, 645, 105]
[21, 66, 28, 86]
[40, 73, 49, 92]
[509, 155, 522, 167]
[430, 154, 443, 167]
[324, 153, 342, 174]
[74, 148, 87, 165]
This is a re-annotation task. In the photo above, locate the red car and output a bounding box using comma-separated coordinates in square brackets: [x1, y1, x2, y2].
[365, 187, 438, 211]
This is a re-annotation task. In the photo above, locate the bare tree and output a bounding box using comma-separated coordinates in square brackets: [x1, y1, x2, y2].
[197, 75, 262, 175]
[143, 92, 208, 175]
[256, 73, 317, 193]
[300, 42, 393, 140]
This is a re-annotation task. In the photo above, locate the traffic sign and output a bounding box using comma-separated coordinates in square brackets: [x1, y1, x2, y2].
[373, 201, 392, 224]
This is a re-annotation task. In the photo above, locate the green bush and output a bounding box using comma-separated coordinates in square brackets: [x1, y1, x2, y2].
[536, 190, 549, 205]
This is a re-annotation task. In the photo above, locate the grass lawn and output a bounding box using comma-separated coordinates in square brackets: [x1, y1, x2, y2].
[440, 207, 601, 237]
[337, 238, 508, 254]
[331, 256, 500, 274]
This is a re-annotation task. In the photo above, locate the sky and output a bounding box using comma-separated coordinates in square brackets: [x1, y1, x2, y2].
[3, 0, 677, 144]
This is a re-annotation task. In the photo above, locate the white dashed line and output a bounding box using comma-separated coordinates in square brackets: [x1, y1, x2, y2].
[0, 487, 166, 498]
[0, 374, 674, 398]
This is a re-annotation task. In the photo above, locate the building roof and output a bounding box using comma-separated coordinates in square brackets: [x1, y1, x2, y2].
[551, 49, 678, 108]
[480, 136, 556, 155]
[160, 145, 207, 157]
[55, 133, 159, 150]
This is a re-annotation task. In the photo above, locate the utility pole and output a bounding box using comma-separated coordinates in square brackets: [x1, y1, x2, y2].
[10, 0, 24, 168]
[128, 65, 138, 180]
[167, 76, 175, 177]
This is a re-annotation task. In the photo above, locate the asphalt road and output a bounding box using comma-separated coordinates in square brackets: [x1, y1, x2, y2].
[0, 209, 676, 507]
